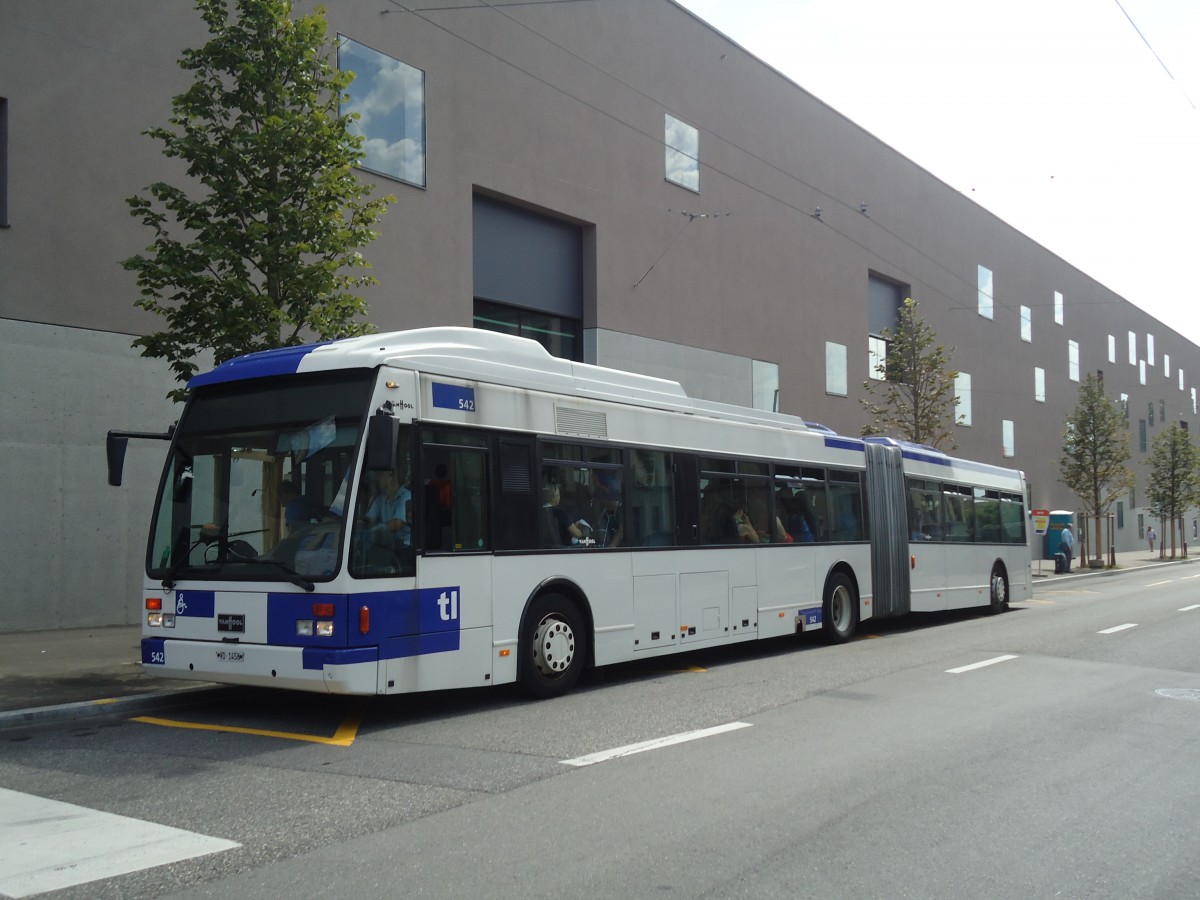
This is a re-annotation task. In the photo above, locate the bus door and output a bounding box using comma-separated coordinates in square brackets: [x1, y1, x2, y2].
[905, 478, 948, 611]
[864, 442, 911, 617]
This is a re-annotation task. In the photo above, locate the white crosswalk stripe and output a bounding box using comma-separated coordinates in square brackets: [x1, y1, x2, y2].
[0, 787, 238, 898]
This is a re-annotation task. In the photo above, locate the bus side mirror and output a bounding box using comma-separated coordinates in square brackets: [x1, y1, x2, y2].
[106, 432, 129, 487]
[366, 414, 398, 471]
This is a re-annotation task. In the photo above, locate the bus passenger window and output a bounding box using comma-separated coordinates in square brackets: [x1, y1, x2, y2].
[827, 470, 864, 542]
[422, 444, 489, 553]
[629, 450, 674, 547]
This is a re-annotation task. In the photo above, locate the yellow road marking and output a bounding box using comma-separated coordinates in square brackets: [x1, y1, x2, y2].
[132, 701, 365, 747]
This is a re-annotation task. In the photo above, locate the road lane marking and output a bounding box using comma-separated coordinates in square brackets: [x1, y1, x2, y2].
[1147, 580, 1174, 587]
[945, 654, 1018, 674]
[0, 788, 238, 898]
[132, 700, 365, 747]
[1179, 604, 1200, 612]
[1098, 623, 1138, 634]
[560, 721, 752, 767]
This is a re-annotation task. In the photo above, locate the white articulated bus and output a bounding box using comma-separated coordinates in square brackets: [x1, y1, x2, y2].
[112, 327, 1031, 698]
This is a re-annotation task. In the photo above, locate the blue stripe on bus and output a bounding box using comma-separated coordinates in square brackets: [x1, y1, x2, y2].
[175, 590, 215, 618]
[142, 638, 165, 665]
[302, 646, 379, 670]
[267, 587, 462, 657]
[823, 436, 865, 452]
[188, 342, 332, 388]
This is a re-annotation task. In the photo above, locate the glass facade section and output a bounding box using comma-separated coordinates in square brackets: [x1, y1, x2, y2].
[1054, 290, 1064, 325]
[977, 265, 993, 319]
[339, 37, 427, 188]
[955, 372, 972, 426]
[825, 342, 847, 396]
[752, 359, 780, 411]
[664, 114, 699, 191]
[1020, 306, 1032, 342]
[1002, 420, 1015, 457]
[1068, 340, 1080, 382]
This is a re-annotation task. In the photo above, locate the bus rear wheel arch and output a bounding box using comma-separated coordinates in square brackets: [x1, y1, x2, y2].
[519, 590, 589, 698]
[821, 569, 858, 644]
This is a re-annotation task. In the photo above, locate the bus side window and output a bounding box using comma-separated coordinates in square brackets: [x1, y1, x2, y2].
[828, 470, 864, 542]
[629, 450, 674, 547]
[423, 446, 489, 553]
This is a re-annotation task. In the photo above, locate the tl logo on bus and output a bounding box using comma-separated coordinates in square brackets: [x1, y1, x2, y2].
[437, 590, 459, 622]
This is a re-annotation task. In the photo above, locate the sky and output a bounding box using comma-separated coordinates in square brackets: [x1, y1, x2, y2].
[675, 0, 1200, 348]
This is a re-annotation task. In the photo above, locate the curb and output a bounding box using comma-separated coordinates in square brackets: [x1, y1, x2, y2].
[0, 684, 226, 731]
[1033, 557, 1195, 583]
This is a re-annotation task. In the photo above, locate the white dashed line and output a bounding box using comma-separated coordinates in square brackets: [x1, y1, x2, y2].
[1098, 623, 1138, 634]
[561, 721, 753, 767]
[945, 654, 1018, 674]
[1179, 604, 1200, 612]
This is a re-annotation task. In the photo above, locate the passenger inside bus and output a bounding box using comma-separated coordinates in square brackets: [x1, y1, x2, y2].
[541, 480, 591, 546]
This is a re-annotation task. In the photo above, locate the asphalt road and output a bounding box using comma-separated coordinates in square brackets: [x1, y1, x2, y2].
[2, 568, 1199, 899]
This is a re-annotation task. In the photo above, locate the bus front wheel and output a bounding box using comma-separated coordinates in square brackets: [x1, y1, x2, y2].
[822, 571, 858, 644]
[519, 592, 586, 698]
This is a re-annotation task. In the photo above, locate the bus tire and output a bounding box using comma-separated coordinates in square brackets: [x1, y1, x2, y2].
[821, 571, 858, 644]
[987, 563, 1009, 614]
[519, 592, 585, 698]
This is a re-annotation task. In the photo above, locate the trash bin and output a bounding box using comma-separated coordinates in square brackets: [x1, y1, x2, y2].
[1054, 552, 1066, 574]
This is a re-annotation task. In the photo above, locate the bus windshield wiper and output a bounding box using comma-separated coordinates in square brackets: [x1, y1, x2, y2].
[221, 555, 316, 593]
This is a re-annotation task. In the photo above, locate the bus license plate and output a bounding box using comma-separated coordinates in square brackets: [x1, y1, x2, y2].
[215, 649, 244, 663]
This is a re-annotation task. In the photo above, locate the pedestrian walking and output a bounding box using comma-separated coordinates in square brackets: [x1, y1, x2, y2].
[1059, 524, 1074, 572]
[1147, 527, 1157, 555]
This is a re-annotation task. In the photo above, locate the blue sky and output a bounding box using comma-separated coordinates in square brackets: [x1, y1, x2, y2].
[676, 0, 1200, 348]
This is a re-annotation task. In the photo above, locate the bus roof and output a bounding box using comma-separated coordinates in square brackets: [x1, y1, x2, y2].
[189, 327, 815, 434]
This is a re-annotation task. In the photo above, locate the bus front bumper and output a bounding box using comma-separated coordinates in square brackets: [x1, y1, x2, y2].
[141, 638, 380, 695]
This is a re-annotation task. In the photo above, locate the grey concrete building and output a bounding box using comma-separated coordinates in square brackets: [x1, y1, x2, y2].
[2, 0, 1196, 631]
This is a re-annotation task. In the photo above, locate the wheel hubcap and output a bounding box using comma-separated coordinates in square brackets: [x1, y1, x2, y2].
[992, 573, 1007, 605]
[532, 616, 575, 678]
[831, 585, 850, 630]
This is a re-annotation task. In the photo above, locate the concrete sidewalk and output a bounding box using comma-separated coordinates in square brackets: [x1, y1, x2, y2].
[0, 549, 1193, 727]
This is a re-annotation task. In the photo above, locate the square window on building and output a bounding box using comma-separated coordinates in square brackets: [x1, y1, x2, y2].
[664, 114, 699, 191]
[1054, 290, 1064, 325]
[338, 36, 427, 188]
[955, 372, 972, 426]
[868, 335, 887, 381]
[977, 265, 993, 320]
[825, 342, 848, 396]
[0, 97, 7, 227]
[1034, 367, 1045, 403]
[1068, 340, 1079, 382]
[1002, 419, 1015, 457]
[868, 274, 903, 380]
[752, 359, 779, 412]
[1021, 306, 1032, 343]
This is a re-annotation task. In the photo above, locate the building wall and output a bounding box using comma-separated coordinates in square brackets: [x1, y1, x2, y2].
[1, 0, 1197, 629]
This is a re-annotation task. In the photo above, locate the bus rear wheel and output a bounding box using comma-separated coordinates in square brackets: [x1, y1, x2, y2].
[520, 592, 585, 698]
[988, 564, 1009, 614]
[821, 572, 858, 644]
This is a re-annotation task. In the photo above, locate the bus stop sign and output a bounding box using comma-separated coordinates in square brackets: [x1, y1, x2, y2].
[1031, 509, 1050, 535]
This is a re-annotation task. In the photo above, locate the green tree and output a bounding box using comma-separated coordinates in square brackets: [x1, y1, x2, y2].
[1059, 374, 1134, 564]
[123, 0, 393, 401]
[1146, 423, 1200, 558]
[860, 297, 960, 450]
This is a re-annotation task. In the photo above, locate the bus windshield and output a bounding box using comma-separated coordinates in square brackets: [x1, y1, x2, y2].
[147, 371, 374, 586]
